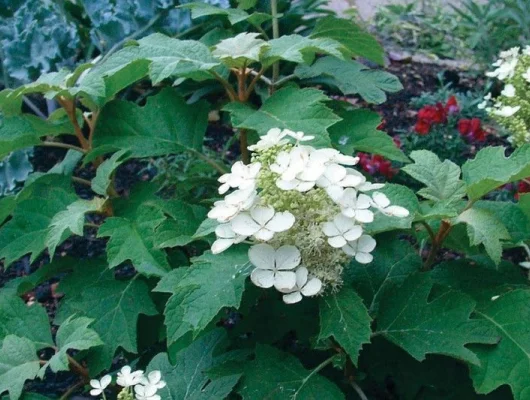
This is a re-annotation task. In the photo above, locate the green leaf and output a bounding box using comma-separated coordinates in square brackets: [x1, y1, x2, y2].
[0, 336, 40, 400]
[0, 113, 74, 159]
[148, 329, 240, 399]
[462, 145, 530, 200]
[295, 57, 402, 104]
[0, 296, 53, 349]
[0, 174, 77, 267]
[180, 3, 268, 27]
[56, 277, 157, 373]
[40, 317, 102, 376]
[135, 33, 220, 83]
[364, 184, 420, 234]
[227, 86, 340, 148]
[319, 287, 371, 365]
[347, 234, 422, 314]
[153, 200, 207, 248]
[328, 109, 409, 162]
[469, 290, 530, 399]
[238, 345, 344, 399]
[310, 16, 385, 65]
[46, 197, 106, 259]
[212, 32, 270, 68]
[261, 35, 344, 66]
[91, 149, 130, 196]
[0, 196, 15, 225]
[98, 204, 169, 277]
[474, 200, 530, 244]
[457, 208, 511, 265]
[374, 273, 499, 365]
[93, 88, 209, 157]
[162, 246, 251, 346]
[402, 150, 466, 203]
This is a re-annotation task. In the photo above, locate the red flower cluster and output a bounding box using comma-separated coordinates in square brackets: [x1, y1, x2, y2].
[358, 153, 397, 179]
[457, 118, 486, 142]
[415, 100, 451, 135]
[517, 180, 530, 199]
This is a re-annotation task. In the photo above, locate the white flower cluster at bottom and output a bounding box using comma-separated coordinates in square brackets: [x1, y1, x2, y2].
[89, 366, 166, 400]
[208, 128, 410, 303]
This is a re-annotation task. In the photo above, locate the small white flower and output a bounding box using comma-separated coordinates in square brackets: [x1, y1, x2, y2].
[270, 147, 310, 181]
[90, 375, 112, 396]
[478, 93, 492, 110]
[248, 128, 289, 151]
[486, 54, 518, 80]
[231, 205, 295, 241]
[117, 366, 144, 388]
[207, 188, 257, 223]
[342, 235, 377, 264]
[280, 266, 322, 304]
[523, 68, 530, 83]
[135, 384, 160, 400]
[316, 164, 364, 201]
[492, 105, 521, 117]
[212, 224, 247, 254]
[322, 214, 363, 248]
[520, 261, 530, 269]
[523, 46, 530, 56]
[499, 47, 520, 59]
[249, 244, 301, 291]
[337, 188, 374, 223]
[501, 84, 516, 98]
[140, 371, 166, 390]
[370, 192, 410, 217]
[285, 129, 315, 142]
[218, 161, 261, 194]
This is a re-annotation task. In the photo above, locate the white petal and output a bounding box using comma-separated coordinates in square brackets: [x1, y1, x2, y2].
[295, 266, 309, 287]
[215, 224, 235, 239]
[148, 371, 161, 384]
[325, 164, 347, 183]
[326, 185, 344, 202]
[357, 194, 372, 209]
[90, 379, 102, 389]
[248, 243, 275, 270]
[250, 206, 275, 226]
[341, 208, 356, 218]
[266, 211, 295, 232]
[385, 205, 410, 218]
[275, 245, 301, 270]
[355, 252, 374, 264]
[357, 235, 377, 253]
[372, 192, 390, 208]
[100, 375, 112, 389]
[334, 214, 355, 233]
[274, 271, 297, 291]
[323, 221, 340, 237]
[328, 236, 347, 248]
[355, 209, 374, 223]
[253, 228, 275, 241]
[344, 226, 363, 241]
[301, 278, 322, 296]
[276, 178, 298, 190]
[340, 174, 364, 188]
[251, 268, 275, 288]
[218, 183, 230, 194]
[342, 243, 356, 256]
[211, 238, 235, 254]
[283, 291, 303, 304]
[231, 213, 261, 236]
[90, 389, 103, 396]
[296, 181, 316, 192]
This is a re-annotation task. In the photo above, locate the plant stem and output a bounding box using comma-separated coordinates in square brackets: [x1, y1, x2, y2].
[274, 73, 296, 88]
[72, 176, 92, 187]
[40, 141, 86, 153]
[423, 220, 452, 270]
[211, 70, 237, 101]
[239, 129, 250, 164]
[67, 354, 90, 383]
[270, 0, 280, 87]
[59, 380, 83, 400]
[245, 67, 267, 99]
[189, 149, 228, 174]
[292, 355, 337, 398]
[351, 381, 369, 400]
[23, 96, 47, 119]
[419, 221, 436, 244]
[57, 97, 90, 150]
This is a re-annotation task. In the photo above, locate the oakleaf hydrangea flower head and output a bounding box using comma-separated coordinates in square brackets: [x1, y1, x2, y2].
[208, 128, 410, 303]
[90, 375, 111, 396]
[481, 46, 530, 146]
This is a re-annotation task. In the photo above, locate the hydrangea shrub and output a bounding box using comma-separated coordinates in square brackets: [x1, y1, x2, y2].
[1, 2, 530, 399]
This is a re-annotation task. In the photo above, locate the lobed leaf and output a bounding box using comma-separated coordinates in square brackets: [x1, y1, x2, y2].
[0, 336, 40, 400]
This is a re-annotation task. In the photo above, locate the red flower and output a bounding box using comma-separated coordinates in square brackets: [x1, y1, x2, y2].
[445, 95, 459, 115]
[358, 153, 397, 179]
[458, 118, 487, 142]
[516, 179, 530, 199]
[415, 120, 431, 135]
[415, 103, 448, 135]
[393, 136, 402, 148]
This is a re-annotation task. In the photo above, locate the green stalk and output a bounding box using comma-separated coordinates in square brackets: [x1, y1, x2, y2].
[270, 0, 280, 87]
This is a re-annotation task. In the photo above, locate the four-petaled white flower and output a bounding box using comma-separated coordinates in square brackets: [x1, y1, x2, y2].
[342, 235, 377, 264]
[285, 130, 315, 142]
[280, 266, 322, 304]
[248, 128, 289, 151]
[140, 371, 166, 391]
[249, 244, 301, 291]
[337, 188, 374, 223]
[323, 214, 363, 248]
[492, 105, 521, 117]
[207, 188, 256, 223]
[316, 164, 363, 201]
[135, 384, 161, 400]
[212, 224, 247, 254]
[117, 365, 144, 388]
[231, 206, 295, 241]
[501, 84, 516, 98]
[90, 375, 112, 396]
[370, 192, 410, 217]
[218, 161, 261, 194]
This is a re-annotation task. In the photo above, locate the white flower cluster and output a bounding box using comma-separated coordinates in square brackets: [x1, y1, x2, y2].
[208, 128, 409, 303]
[480, 46, 530, 145]
[89, 366, 166, 400]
